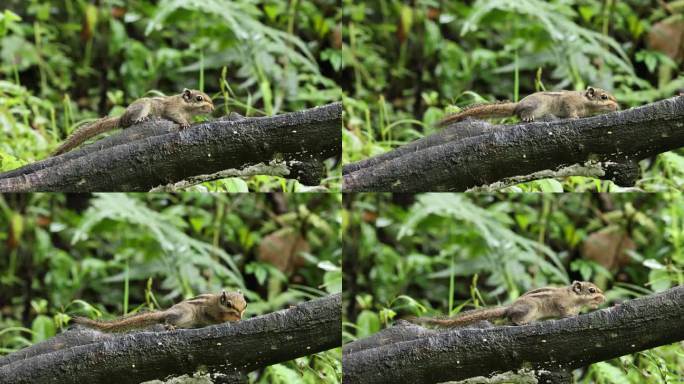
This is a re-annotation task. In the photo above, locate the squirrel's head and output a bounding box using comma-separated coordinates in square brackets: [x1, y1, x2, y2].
[181, 88, 215, 114]
[217, 289, 247, 322]
[584, 86, 619, 113]
[571, 281, 605, 309]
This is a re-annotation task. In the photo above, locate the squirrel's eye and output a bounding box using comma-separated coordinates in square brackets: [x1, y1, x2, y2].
[601, 94, 608, 100]
[196, 95, 203, 102]
[589, 288, 596, 293]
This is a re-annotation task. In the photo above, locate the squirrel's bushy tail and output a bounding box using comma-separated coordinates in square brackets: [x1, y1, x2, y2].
[437, 101, 517, 127]
[406, 307, 507, 328]
[51, 116, 120, 156]
[72, 311, 166, 332]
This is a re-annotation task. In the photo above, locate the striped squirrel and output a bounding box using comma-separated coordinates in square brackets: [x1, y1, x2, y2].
[438, 87, 618, 126]
[408, 281, 605, 327]
[52, 88, 214, 156]
[72, 290, 246, 332]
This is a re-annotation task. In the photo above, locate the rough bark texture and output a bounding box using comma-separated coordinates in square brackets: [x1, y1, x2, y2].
[342, 96, 684, 192]
[342, 286, 684, 384]
[0, 328, 117, 367]
[0, 103, 341, 192]
[0, 293, 341, 384]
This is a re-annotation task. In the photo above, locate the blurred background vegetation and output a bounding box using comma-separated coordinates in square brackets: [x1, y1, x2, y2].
[341, 0, 684, 192]
[0, 0, 343, 192]
[0, 193, 342, 384]
[342, 193, 683, 383]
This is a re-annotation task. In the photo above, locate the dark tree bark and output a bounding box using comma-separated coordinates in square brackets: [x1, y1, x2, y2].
[0, 328, 117, 367]
[0, 103, 341, 192]
[342, 286, 684, 384]
[0, 293, 341, 384]
[342, 96, 684, 192]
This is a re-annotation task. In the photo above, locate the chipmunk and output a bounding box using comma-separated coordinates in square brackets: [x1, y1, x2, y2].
[72, 290, 246, 332]
[408, 281, 605, 328]
[51, 88, 214, 156]
[438, 87, 618, 126]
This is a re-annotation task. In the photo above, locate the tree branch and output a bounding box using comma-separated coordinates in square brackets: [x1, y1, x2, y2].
[342, 286, 684, 384]
[0, 103, 341, 192]
[342, 96, 684, 192]
[0, 293, 341, 384]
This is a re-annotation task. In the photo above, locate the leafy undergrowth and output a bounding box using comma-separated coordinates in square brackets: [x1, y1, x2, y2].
[254, 348, 341, 384]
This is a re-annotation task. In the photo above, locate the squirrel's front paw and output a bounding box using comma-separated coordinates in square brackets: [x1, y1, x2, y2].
[179, 122, 191, 130]
[164, 324, 177, 331]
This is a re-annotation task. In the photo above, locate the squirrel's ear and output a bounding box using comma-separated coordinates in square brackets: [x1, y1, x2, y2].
[220, 290, 227, 305]
[572, 281, 582, 293]
[182, 88, 192, 101]
[586, 87, 595, 96]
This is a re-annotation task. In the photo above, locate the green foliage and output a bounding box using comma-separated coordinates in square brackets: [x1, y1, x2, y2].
[0, 1, 342, 191]
[343, 193, 684, 383]
[341, 0, 684, 191]
[255, 349, 341, 384]
[0, 192, 341, 382]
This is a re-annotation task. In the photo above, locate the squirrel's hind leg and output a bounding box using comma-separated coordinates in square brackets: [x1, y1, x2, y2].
[505, 302, 536, 325]
[515, 106, 537, 123]
[163, 307, 196, 328]
[121, 101, 152, 126]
